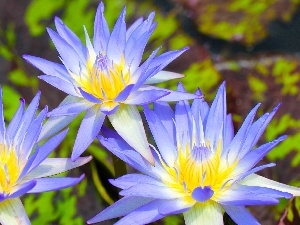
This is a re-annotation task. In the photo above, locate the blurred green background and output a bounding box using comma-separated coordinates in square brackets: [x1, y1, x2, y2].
[1, 0, 300, 224]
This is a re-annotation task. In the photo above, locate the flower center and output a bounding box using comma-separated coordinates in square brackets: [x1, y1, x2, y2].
[0, 144, 22, 194]
[73, 54, 130, 102]
[161, 141, 237, 202]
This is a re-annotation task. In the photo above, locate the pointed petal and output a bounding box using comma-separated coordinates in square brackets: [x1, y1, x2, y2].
[217, 184, 291, 205]
[6, 98, 25, 141]
[110, 173, 163, 189]
[143, 105, 177, 167]
[93, 2, 110, 53]
[100, 102, 120, 115]
[139, 86, 199, 101]
[125, 90, 169, 105]
[72, 106, 105, 160]
[119, 183, 184, 199]
[0, 198, 30, 225]
[47, 28, 82, 73]
[78, 87, 101, 103]
[38, 95, 80, 141]
[23, 156, 92, 180]
[145, 71, 184, 84]
[87, 196, 153, 224]
[107, 7, 126, 64]
[23, 55, 70, 81]
[39, 75, 78, 96]
[183, 201, 223, 225]
[108, 104, 154, 164]
[114, 84, 134, 102]
[28, 174, 85, 193]
[115, 199, 166, 225]
[9, 180, 37, 198]
[23, 129, 69, 177]
[223, 205, 260, 225]
[240, 174, 300, 196]
[158, 198, 193, 215]
[47, 98, 94, 116]
[0, 87, 5, 143]
[54, 16, 87, 63]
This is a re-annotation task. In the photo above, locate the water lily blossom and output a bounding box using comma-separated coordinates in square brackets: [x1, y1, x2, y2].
[88, 82, 300, 224]
[0, 89, 91, 225]
[23, 2, 198, 164]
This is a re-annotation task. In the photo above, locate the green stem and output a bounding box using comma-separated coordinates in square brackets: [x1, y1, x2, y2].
[112, 153, 127, 178]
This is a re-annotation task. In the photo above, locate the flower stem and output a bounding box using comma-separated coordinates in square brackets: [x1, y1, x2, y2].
[112, 153, 127, 178]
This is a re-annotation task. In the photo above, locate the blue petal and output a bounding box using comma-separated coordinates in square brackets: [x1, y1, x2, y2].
[120, 183, 184, 199]
[106, 7, 126, 64]
[24, 129, 69, 175]
[28, 174, 85, 193]
[110, 174, 163, 190]
[158, 198, 193, 215]
[114, 199, 166, 225]
[144, 71, 184, 85]
[54, 17, 87, 63]
[192, 186, 214, 202]
[9, 180, 37, 198]
[114, 84, 134, 102]
[204, 82, 226, 150]
[23, 55, 71, 81]
[38, 95, 80, 141]
[218, 184, 292, 205]
[87, 196, 153, 224]
[6, 98, 25, 142]
[47, 28, 82, 74]
[39, 75, 78, 96]
[78, 87, 101, 103]
[93, 2, 110, 54]
[153, 102, 176, 143]
[143, 105, 177, 167]
[125, 90, 169, 105]
[224, 104, 261, 162]
[0, 87, 5, 143]
[223, 205, 260, 225]
[13, 91, 41, 143]
[71, 106, 105, 161]
[47, 98, 94, 116]
[18, 107, 47, 160]
[234, 136, 286, 176]
[239, 104, 280, 159]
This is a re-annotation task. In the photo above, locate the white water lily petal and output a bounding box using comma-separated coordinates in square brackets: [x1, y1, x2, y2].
[23, 157, 92, 180]
[144, 71, 184, 84]
[108, 104, 154, 165]
[240, 174, 300, 196]
[183, 201, 223, 225]
[0, 198, 30, 225]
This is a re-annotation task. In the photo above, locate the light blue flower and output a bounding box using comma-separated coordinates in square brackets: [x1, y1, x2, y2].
[0, 89, 91, 225]
[23, 2, 198, 164]
[88, 82, 300, 225]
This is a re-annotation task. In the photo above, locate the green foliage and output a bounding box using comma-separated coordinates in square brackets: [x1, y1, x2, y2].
[25, 0, 65, 36]
[1, 85, 21, 121]
[194, 0, 300, 46]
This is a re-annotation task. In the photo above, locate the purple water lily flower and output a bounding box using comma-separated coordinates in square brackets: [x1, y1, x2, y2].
[0, 89, 91, 225]
[88, 82, 300, 224]
[23, 2, 198, 164]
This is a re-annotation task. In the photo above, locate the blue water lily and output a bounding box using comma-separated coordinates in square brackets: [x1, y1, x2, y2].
[88, 83, 300, 224]
[23, 2, 198, 164]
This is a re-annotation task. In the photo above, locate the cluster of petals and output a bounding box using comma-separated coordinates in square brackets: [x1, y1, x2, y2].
[0, 89, 91, 225]
[88, 83, 300, 225]
[23, 2, 198, 164]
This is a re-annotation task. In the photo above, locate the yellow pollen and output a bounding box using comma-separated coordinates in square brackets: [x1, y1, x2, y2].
[72, 55, 130, 102]
[161, 140, 238, 202]
[0, 144, 22, 194]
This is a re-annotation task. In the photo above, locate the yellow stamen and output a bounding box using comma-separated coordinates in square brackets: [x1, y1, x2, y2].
[72, 54, 130, 103]
[0, 144, 22, 194]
